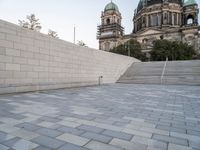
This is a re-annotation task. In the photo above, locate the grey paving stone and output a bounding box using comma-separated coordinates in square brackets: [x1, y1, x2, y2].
[81, 132, 112, 143]
[31, 136, 65, 149]
[38, 116, 61, 123]
[2, 137, 38, 149]
[11, 139, 38, 150]
[94, 118, 115, 125]
[37, 122, 56, 128]
[0, 132, 14, 143]
[56, 133, 90, 146]
[188, 139, 200, 149]
[168, 143, 193, 150]
[7, 114, 26, 120]
[170, 131, 200, 147]
[35, 128, 62, 137]
[33, 146, 51, 150]
[156, 125, 186, 134]
[110, 138, 147, 150]
[15, 122, 41, 131]
[131, 135, 168, 150]
[0, 144, 9, 150]
[58, 143, 89, 150]
[102, 129, 133, 141]
[152, 134, 188, 146]
[0, 84, 200, 150]
[85, 140, 122, 150]
[57, 126, 85, 135]
[113, 121, 128, 127]
[2, 137, 21, 147]
[187, 130, 200, 136]
[77, 125, 104, 134]
[10, 129, 39, 140]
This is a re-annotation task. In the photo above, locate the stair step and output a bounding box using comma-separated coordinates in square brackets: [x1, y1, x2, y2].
[118, 60, 200, 86]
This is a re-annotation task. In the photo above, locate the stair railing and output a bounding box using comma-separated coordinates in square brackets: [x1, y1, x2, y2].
[161, 57, 168, 84]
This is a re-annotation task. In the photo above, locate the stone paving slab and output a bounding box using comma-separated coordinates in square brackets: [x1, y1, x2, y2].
[0, 84, 199, 150]
[81, 131, 112, 143]
[31, 136, 65, 149]
[56, 133, 90, 146]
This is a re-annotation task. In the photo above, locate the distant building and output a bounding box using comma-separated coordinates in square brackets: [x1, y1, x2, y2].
[97, 0, 200, 58]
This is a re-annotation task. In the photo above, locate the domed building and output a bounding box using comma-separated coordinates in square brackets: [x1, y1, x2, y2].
[97, 1, 124, 51]
[97, 0, 200, 57]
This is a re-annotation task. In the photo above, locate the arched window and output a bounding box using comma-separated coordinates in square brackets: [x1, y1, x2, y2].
[106, 18, 110, 25]
[186, 15, 194, 25]
[142, 38, 148, 44]
[163, 13, 168, 25]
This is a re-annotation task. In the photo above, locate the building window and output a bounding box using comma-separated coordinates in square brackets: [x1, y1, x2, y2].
[149, 15, 151, 27]
[174, 13, 177, 25]
[169, 12, 172, 25]
[106, 18, 110, 25]
[158, 14, 161, 26]
[187, 18, 193, 25]
[152, 14, 158, 26]
[186, 15, 194, 25]
[163, 13, 168, 24]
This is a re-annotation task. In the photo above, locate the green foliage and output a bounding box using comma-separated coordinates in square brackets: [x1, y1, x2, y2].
[77, 40, 87, 47]
[48, 29, 59, 38]
[150, 40, 196, 61]
[19, 14, 42, 32]
[110, 39, 147, 61]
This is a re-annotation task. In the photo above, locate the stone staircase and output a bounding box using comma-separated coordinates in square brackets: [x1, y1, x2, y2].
[117, 60, 200, 85]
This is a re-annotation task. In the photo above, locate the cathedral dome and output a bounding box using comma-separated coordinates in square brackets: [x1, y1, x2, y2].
[184, 0, 197, 6]
[104, 1, 119, 12]
[137, 0, 163, 13]
[136, 0, 183, 13]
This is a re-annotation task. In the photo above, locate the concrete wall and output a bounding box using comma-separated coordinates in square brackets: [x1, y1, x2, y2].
[0, 20, 139, 94]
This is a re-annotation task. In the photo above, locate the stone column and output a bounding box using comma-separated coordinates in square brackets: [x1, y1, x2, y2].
[135, 21, 137, 32]
[172, 13, 174, 25]
[149, 15, 151, 27]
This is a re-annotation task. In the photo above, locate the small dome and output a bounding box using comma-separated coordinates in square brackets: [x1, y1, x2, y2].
[184, 0, 197, 6]
[104, 1, 119, 12]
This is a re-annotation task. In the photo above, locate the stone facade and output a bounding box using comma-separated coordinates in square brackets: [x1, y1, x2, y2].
[97, 2, 124, 51]
[0, 19, 139, 94]
[98, 0, 200, 57]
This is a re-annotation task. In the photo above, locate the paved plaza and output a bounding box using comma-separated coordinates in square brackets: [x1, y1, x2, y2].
[0, 84, 200, 150]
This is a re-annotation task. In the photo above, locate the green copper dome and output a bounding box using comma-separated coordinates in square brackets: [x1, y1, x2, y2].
[104, 1, 119, 12]
[184, 0, 197, 6]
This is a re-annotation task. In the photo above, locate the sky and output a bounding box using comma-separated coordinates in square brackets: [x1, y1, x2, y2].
[0, 0, 200, 49]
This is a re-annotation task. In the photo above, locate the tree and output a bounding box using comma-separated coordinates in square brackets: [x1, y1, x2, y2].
[77, 40, 87, 47]
[48, 29, 59, 38]
[110, 39, 147, 61]
[19, 14, 42, 32]
[150, 39, 196, 61]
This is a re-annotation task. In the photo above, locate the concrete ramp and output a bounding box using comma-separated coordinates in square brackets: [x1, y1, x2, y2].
[118, 60, 200, 85]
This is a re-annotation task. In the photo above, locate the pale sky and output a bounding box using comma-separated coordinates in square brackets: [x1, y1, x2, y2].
[0, 0, 199, 49]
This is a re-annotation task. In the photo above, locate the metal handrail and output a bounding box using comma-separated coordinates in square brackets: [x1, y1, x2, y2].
[161, 57, 168, 84]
